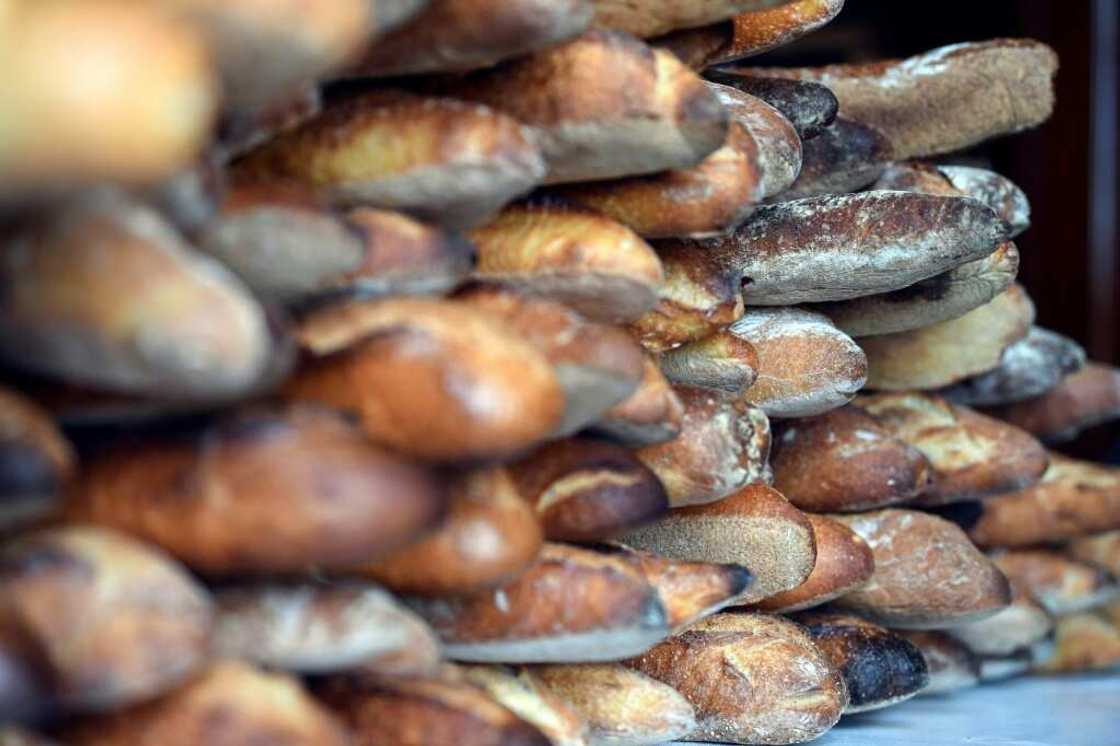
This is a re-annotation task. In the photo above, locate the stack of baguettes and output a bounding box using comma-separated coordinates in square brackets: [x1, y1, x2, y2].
[0, 0, 1117, 744]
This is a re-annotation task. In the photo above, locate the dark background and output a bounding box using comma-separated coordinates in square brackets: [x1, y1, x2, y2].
[758, 1, 1120, 460]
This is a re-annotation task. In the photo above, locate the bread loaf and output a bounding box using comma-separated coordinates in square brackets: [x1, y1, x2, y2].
[708, 83, 802, 199]
[1033, 613, 1120, 674]
[793, 611, 930, 712]
[976, 649, 1032, 683]
[407, 543, 670, 663]
[348, 0, 593, 76]
[471, 204, 664, 322]
[0, 527, 212, 713]
[945, 580, 1054, 657]
[459, 285, 645, 435]
[70, 406, 445, 573]
[775, 118, 893, 200]
[507, 439, 668, 542]
[984, 362, 1120, 442]
[589, 0, 787, 38]
[460, 666, 588, 746]
[756, 514, 874, 612]
[729, 307, 867, 417]
[658, 330, 760, 393]
[216, 83, 322, 162]
[633, 386, 772, 506]
[654, 0, 846, 69]
[861, 283, 1035, 390]
[621, 484, 815, 601]
[442, 31, 728, 184]
[286, 298, 564, 461]
[592, 356, 685, 445]
[532, 663, 697, 746]
[1069, 531, 1120, 579]
[856, 393, 1048, 505]
[63, 662, 348, 746]
[351, 467, 541, 595]
[702, 74, 838, 139]
[831, 510, 1011, 628]
[0, 387, 74, 531]
[937, 327, 1085, 407]
[770, 404, 933, 512]
[750, 39, 1058, 160]
[0, 191, 276, 400]
[212, 582, 439, 676]
[317, 671, 550, 746]
[961, 454, 1120, 548]
[991, 550, 1119, 616]
[623, 612, 847, 745]
[234, 90, 545, 229]
[899, 631, 980, 695]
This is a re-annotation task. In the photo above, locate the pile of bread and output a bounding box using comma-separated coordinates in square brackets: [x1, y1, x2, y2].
[1, 1, 1118, 744]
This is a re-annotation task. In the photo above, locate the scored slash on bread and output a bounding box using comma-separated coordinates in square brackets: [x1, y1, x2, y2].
[459, 665, 589, 746]
[592, 356, 686, 446]
[983, 362, 1120, 443]
[702, 74, 838, 140]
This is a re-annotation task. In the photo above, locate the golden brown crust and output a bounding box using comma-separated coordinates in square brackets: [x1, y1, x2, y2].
[286, 297, 565, 461]
[1, 526, 212, 712]
[440, 30, 729, 184]
[621, 484, 815, 602]
[634, 386, 772, 506]
[770, 404, 933, 512]
[658, 329, 760, 393]
[407, 543, 669, 663]
[459, 666, 588, 746]
[831, 510, 1012, 629]
[591, 0, 787, 38]
[708, 83, 801, 200]
[0, 386, 75, 530]
[69, 406, 445, 574]
[233, 90, 545, 229]
[756, 514, 874, 612]
[991, 550, 1117, 616]
[964, 454, 1120, 548]
[0, 191, 275, 399]
[350, 0, 593, 76]
[593, 356, 686, 445]
[353, 467, 543, 596]
[857, 393, 1049, 505]
[470, 205, 664, 322]
[1033, 613, 1120, 674]
[623, 612, 847, 744]
[984, 362, 1120, 443]
[63, 662, 349, 746]
[507, 439, 668, 542]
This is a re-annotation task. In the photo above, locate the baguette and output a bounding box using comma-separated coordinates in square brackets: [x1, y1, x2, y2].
[350, 467, 541, 596]
[755, 514, 874, 612]
[319, 670, 550, 746]
[990, 550, 1119, 616]
[286, 297, 564, 461]
[750, 39, 1058, 160]
[831, 510, 1011, 629]
[961, 454, 1120, 548]
[70, 406, 445, 574]
[793, 611, 929, 712]
[348, 0, 593, 76]
[532, 663, 697, 746]
[776, 118, 893, 200]
[1033, 613, 1120, 674]
[945, 578, 1053, 657]
[442, 30, 728, 184]
[0, 387, 74, 531]
[709, 83, 802, 199]
[623, 612, 847, 745]
[460, 666, 588, 746]
[899, 631, 980, 695]
[856, 393, 1048, 506]
[407, 543, 670, 663]
[0, 527, 212, 713]
[592, 356, 685, 445]
[729, 307, 867, 418]
[233, 90, 545, 230]
[937, 327, 1086, 407]
[459, 285, 646, 435]
[655, 0, 846, 69]
[633, 386, 772, 506]
[0, 191, 276, 400]
[590, 0, 787, 39]
[212, 582, 439, 676]
[770, 404, 933, 512]
[860, 283, 1036, 390]
[216, 84, 322, 162]
[702, 74, 838, 140]
[470, 204, 664, 322]
[658, 329, 760, 393]
[63, 662, 348, 746]
[621, 484, 815, 601]
[507, 439, 668, 542]
[1069, 531, 1120, 578]
[984, 362, 1120, 443]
